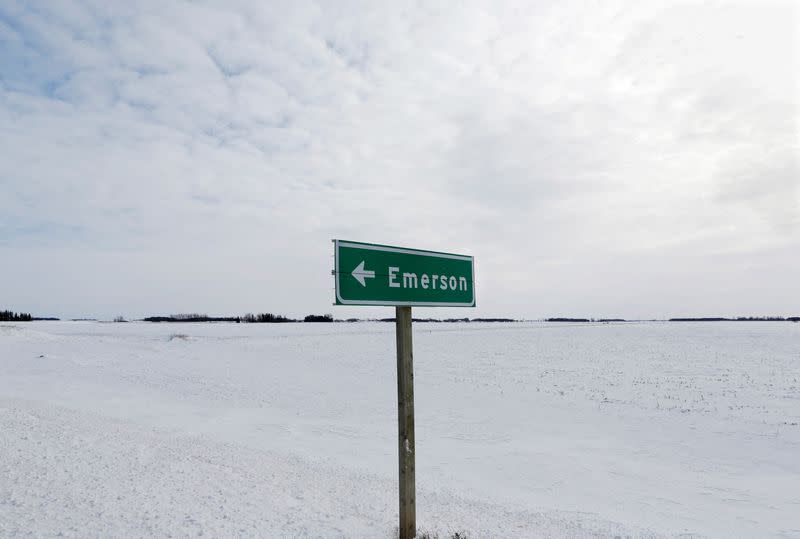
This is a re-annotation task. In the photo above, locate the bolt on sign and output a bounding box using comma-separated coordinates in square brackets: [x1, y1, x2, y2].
[333, 240, 476, 307]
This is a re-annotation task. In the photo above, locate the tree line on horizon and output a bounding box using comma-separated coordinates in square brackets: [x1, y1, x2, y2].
[110, 315, 800, 324]
[139, 313, 521, 323]
[669, 316, 800, 322]
[142, 313, 333, 323]
[3, 308, 798, 324]
[0, 310, 33, 322]
[546, 316, 800, 322]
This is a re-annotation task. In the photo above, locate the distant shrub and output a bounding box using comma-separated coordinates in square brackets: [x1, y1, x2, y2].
[304, 314, 333, 323]
[145, 315, 240, 323]
[171, 313, 207, 320]
[168, 333, 189, 341]
[113, 316, 127, 323]
[242, 313, 296, 323]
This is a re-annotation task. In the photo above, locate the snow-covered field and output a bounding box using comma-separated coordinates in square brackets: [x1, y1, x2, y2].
[1, 321, 798, 538]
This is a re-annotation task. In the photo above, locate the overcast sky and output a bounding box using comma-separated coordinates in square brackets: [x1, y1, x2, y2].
[1, 0, 798, 320]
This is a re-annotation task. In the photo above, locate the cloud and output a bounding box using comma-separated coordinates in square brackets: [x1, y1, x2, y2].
[0, 0, 797, 319]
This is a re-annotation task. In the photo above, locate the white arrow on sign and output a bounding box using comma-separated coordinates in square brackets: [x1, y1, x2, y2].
[351, 260, 376, 287]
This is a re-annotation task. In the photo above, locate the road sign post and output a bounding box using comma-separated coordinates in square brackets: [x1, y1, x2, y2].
[332, 240, 475, 539]
[395, 305, 415, 539]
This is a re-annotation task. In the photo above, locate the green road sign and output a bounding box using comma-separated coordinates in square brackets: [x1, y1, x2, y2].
[333, 240, 475, 307]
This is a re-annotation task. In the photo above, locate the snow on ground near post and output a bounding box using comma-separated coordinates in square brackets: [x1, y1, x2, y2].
[1, 321, 798, 538]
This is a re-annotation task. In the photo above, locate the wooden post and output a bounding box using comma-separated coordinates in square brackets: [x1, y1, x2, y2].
[395, 306, 416, 539]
